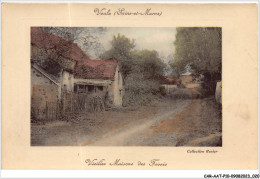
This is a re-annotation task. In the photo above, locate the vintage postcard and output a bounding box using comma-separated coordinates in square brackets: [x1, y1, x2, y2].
[30, 26, 222, 147]
[2, 3, 258, 169]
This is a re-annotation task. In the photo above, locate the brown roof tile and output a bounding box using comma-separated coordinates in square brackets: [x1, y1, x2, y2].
[74, 59, 118, 80]
[31, 27, 89, 62]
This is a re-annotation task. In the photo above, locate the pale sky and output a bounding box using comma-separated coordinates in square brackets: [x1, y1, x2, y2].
[97, 27, 176, 62]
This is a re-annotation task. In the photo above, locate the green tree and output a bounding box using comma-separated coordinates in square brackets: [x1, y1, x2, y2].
[122, 50, 166, 106]
[171, 27, 222, 94]
[123, 72, 161, 106]
[100, 34, 166, 106]
[100, 34, 135, 79]
[132, 50, 166, 79]
[101, 34, 165, 80]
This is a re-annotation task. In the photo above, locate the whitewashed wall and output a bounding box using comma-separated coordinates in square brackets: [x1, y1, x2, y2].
[161, 84, 178, 94]
[111, 66, 123, 107]
[61, 70, 74, 92]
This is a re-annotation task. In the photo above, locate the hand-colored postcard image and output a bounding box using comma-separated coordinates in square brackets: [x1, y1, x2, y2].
[31, 27, 222, 146]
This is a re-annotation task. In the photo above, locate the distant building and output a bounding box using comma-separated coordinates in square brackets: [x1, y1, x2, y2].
[154, 76, 179, 94]
[180, 71, 194, 86]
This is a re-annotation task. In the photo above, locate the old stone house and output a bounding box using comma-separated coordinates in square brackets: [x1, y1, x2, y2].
[31, 27, 90, 118]
[31, 27, 123, 119]
[31, 27, 90, 94]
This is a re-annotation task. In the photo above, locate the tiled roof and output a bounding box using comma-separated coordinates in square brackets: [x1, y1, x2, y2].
[31, 27, 89, 62]
[74, 59, 119, 80]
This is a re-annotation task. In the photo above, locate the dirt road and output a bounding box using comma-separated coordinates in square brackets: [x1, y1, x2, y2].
[31, 88, 221, 146]
[90, 99, 191, 146]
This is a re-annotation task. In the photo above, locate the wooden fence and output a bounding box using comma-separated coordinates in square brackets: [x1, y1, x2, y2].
[32, 92, 107, 121]
[46, 101, 60, 120]
[63, 92, 105, 114]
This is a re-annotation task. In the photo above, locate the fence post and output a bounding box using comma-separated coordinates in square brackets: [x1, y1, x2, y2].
[63, 93, 66, 114]
[56, 100, 58, 119]
[52, 102, 54, 120]
[46, 101, 48, 120]
[70, 93, 73, 113]
[85, 95, 87, 113]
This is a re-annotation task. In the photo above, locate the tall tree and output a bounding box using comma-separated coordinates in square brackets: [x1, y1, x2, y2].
[132, 49, 166, 79]
[100, 34, 166, 106]
[171, 27, 222, 93]
[100, 34, 136, 79]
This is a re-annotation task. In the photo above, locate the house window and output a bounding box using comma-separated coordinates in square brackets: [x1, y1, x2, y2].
[74, 85, 104, 93]
[77, 85, 86, 93]
[97, 86, 103, 91]
[87, 85, 94, 92]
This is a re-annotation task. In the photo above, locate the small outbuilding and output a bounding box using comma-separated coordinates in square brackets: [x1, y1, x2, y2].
[74, 59, 123, 107]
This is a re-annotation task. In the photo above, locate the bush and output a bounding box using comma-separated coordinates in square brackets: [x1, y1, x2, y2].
[170, 88, 192, 99]
[123, 73, 161, 106]
[159, 86, 167, 96]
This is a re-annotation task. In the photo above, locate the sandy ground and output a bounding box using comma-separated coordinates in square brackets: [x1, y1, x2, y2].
[31, 87, 222, 146]
[139, 97, 222, 146]
[90, 99, 191, 146]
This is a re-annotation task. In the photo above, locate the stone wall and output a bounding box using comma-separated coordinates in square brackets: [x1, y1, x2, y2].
[31, 67, 59, 120]
[31, 85, 59, 120]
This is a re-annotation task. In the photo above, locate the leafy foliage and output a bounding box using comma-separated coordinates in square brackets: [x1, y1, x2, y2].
[171, 27, 222, 94]
[100, 34, 166, 106]
[41, 27, 106, 58]
[100, 34, 136, 79]
[132, 50, 166, 79]
[123, 73, 161, 106]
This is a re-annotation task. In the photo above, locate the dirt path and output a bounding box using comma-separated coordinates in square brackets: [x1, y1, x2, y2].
[90, 99, 191, 146]
[31, 87, 221, 146]
[141, 97, 222, 146]
[90, 88, 222, 146]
